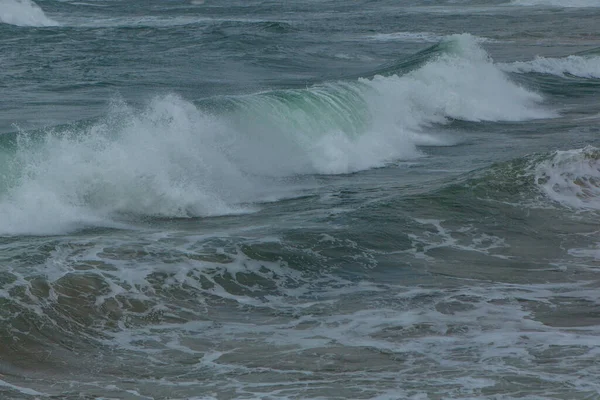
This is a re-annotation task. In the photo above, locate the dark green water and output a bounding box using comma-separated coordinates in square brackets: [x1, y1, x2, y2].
[1, 0, 600, 399]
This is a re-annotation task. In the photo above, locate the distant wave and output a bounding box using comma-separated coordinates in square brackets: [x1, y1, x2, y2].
[0, 34, 553, 235]
[0, 0, 59, 27]
[511, 0, 600, 7]
[500, 56, 600, 79]
[369, 31, 444, 43]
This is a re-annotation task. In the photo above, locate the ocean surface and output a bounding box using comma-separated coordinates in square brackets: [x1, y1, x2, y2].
[1, 0, 600, 399]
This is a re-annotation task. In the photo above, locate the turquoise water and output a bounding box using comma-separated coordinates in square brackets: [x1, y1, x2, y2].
[1, 1, 600, 399]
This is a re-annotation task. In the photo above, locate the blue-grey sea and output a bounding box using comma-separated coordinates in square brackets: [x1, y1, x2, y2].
[1, 0, 600, 399]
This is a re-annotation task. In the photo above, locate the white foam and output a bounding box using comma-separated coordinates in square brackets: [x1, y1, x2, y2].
[74, 15, 212, 28]
[0, 0, 59, 27]
[511, 0, 600, 7]
[501, 56, 600, 79]
[535, 146, 600, 210]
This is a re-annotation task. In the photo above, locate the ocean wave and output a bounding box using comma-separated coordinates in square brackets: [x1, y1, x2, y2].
[0, 0, 59, 27]
[443, 146, 600, 212]
[500, 55, 600, 79]
[535, 146, 600, 211]
[70, 15, 212, 28]
[0, 34, 552, 235]
[369, 31, 444, 43]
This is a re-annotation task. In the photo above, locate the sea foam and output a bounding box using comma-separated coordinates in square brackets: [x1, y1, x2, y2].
[0, 0, 59, 27]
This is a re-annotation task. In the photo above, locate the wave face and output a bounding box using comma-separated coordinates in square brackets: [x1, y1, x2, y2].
[535, 146, 600, 210]
[501, 56, 600, 79]
[0, 34, 551, 235]
[0, 0, 59, 27]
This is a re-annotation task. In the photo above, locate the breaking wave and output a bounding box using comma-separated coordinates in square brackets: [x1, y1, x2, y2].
[0, 0, 59, 27]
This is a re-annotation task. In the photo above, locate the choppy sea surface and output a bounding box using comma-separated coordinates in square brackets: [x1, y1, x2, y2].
[1, 0, 600, 399]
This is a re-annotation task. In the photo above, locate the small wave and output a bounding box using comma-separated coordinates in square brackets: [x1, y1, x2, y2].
[500, 55, 600, 79]
[535, 146, 600, 210]
[511, 0, 600, 7]
[0, 0, 59, 27]
[72, 15, 212, 28]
